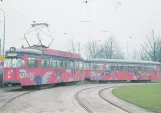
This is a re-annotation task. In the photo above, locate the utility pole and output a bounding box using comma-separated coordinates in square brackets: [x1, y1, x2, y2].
[152, 30, 156, 61]
[126, 37, 132, 60]
[0, 39, 1, 55]
[0, 8, 5, 55]
[78, 42, 80, 54]
[110, 41, 113, 59]
[154, 41, 156, 61]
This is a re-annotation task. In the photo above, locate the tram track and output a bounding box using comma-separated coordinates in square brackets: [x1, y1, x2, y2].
[0, 90, 35, 112]
[0, 85, 56, 112]
[99, 88, 131, 113]
[75, 85, 128, 113]
[75, 86, 101, 113]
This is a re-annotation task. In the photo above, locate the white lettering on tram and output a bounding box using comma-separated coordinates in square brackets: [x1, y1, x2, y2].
[19, 69, 34, 78]
[90, 72, 101, 77]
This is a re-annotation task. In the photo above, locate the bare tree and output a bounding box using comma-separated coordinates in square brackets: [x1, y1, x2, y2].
[84, 40, 101, 59]
[138, 47, 150, 61]
[131, 49, 139, 60]
[100, 37, 124, 59]
[84, 36, 124, 59]
[139, 30, 161, 61]
[65, 39, 80, 54]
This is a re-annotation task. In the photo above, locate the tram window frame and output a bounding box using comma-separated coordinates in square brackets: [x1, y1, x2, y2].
[90, 63, 95, 70]
[118, 65, 123, 71]
[84, 63, 90, 70]
[57, 60, 62, 69]
[50, 58, 57, 68]
[106, 63, 112, 71]
[42, 57, 50, 68]
[122, 65, 129, 71]
[75, 61, 83, 70]
[118, 64, 129, 71]
[95, 63, 104, 70]
[158, 65, 161, 71]
[79, 61, 83, 70]
[61, 60, 66, 69]
[129, 65, 134, 72]
[111, 64, 117, 71]
[68, 60, 74, 69]
[74, 61, 78, 69]
[28, 56, 39, 68]
[144, 65, 156, 71]
[16, 58, 26, 68]
[4, 57, 26, 68]
[77, 61, 80, 69]
[137, 65, 144, 71]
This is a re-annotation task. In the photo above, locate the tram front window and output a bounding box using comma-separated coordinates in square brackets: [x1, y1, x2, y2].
[4, 58, 25, 68]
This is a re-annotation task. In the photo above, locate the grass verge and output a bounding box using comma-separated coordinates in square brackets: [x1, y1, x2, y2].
[113, 84, 161, 113]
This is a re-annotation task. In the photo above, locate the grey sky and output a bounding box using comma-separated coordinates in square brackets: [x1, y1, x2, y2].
[0, 0, 161, 58]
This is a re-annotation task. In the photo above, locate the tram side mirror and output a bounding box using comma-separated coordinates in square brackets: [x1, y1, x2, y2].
[10, 47, 16, 52]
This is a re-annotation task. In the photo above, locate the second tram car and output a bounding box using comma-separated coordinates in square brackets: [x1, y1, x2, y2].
[84, 59, 161, 82]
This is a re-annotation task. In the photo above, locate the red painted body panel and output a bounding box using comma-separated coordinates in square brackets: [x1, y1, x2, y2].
[43, 48, 81, 59]
[84, 70, 161, 81]
[4, 68, 84, 86]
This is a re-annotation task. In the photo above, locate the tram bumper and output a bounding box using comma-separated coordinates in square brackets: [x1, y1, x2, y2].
[3, 80, 20, 86]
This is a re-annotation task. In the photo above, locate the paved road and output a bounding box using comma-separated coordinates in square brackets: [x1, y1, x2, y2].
[0, 87, 28, 109]
[77, 84, 126, 113]
[0, 83, 153, 113]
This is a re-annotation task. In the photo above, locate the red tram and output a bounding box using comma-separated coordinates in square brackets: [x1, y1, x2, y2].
[3, 23, 161, 88]
[84, 59, 161, 82]
[3, 46, 84, 87]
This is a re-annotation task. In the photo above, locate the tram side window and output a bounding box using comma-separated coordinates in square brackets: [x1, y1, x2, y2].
[95, 63, 104, 70]
[75, 62, 78, 69]
[158, 65, 161, 71]
[17, 58, 25, 68]
[84, 63, 90, 70]
[28, 57, 39, 68]
[144, 66, 156, 71]
[42, 58, 50, 68]
[129, 66, 134, 72]
[106, 63, 112, 71]
[118, 65, 123, 71]
[5, 58, 25, 68]
[111, 64, 117, 71]
[68, 60, 74, 69]
[57, 60, 61, 69]
[79, 62, 83, 69]
[118, 65, 128, 71]
[151, 66, 156, 71]
[75, 61, 83, 70]
[122, 66, 129, 71]
[61, 60, 66, 69]
[91, 63, 95, 70]
[63, 61, 68, 69]
[138, 65, 144, 71]
[50, 59, 57, 68]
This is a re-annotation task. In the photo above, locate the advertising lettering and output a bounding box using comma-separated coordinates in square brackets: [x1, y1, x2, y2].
[20, 69, 34, 78]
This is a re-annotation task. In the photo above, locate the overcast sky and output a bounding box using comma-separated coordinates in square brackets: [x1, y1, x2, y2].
[0, 0, 161, 58]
